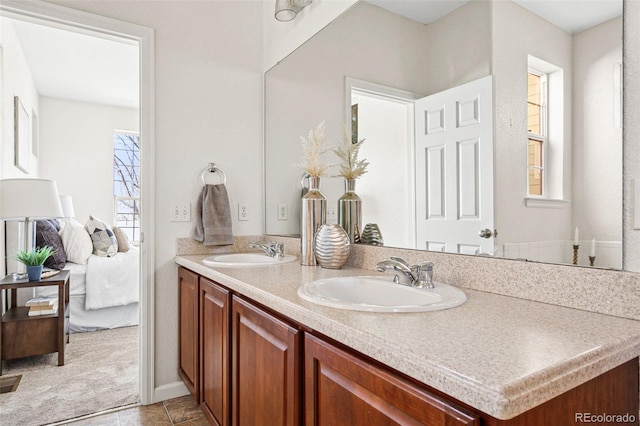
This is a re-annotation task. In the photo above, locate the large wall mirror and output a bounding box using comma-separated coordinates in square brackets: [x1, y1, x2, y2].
[265, 0, 623, 270]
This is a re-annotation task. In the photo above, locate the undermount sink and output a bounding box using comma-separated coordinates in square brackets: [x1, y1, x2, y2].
[202, 253, 297, 267]
[297, 276, 466, 312]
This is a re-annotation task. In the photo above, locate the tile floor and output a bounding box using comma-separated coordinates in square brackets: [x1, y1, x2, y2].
[59, 395, 208, 426]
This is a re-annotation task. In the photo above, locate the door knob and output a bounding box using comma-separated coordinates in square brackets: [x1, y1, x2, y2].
[479, 229, 492, 238]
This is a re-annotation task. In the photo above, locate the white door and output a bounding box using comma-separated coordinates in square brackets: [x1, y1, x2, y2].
[415, 76, 494, 255]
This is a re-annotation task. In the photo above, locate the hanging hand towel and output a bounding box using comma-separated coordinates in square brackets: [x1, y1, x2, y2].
[193, 184, 233, 246]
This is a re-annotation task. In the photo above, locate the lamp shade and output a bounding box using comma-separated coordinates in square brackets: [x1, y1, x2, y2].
[0, 178, 64, 220]
[58, 195, 76, 218]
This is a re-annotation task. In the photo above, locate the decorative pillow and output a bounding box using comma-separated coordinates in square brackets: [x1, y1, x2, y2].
[59, 220, 93, 264]
[85, 216, 118, 257]
[112, 226, 131, 253]
[35, 219, 66, 270]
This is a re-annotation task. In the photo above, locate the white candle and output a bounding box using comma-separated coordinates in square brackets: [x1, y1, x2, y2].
[590, 238, 596, 257]
[574, 227, 579, 245]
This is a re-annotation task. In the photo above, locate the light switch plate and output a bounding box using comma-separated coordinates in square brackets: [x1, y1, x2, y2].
[171, 203, 190, 222]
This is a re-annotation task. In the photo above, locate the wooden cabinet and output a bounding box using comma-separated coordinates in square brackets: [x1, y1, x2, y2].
[305, 333, 479, 426]
[178, 266, 199, 400]
[0, 270, 70, 375]
[199, 277, 230, 426]
[178, 267, 639, 426]
[231, 296, 301, 426]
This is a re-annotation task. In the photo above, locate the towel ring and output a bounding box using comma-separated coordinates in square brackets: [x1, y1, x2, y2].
[200, 163, 227, 185]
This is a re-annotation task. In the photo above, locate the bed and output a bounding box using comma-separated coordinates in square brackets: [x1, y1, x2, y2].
[34, 218, 139, 333]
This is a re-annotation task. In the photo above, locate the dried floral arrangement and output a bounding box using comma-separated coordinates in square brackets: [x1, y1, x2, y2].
[334, 126, 369, 179]
[297, 121, 333, 178]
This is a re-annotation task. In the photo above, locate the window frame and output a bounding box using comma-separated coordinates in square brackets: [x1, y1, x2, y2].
[527, 69, 548, 197]
[113, 130, 141, 244]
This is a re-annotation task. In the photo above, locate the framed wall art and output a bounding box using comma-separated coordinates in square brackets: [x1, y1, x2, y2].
[14, 96, 30, 173]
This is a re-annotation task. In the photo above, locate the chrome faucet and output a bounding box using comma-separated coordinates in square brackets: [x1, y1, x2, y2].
[249, 241, 285, 259]
[376, 257, 434, 289]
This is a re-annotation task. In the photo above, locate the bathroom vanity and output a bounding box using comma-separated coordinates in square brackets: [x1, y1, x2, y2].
[176, 255, 640, 425]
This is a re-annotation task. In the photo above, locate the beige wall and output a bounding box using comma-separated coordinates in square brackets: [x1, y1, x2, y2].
[572, 18, 623, 244]
[424, 0, 492, 94]
[492, 1, 573, 248]
[44, 0, 265, 389]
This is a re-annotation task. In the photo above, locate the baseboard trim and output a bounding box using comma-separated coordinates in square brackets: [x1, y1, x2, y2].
[153, 381, 189, 404]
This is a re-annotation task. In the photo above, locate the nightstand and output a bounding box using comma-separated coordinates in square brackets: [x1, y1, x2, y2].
[0, 270, 70, 375]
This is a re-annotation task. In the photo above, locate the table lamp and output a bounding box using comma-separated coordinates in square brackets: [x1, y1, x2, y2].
[0, 178, 64, 279]
[58, 195, 75, 221]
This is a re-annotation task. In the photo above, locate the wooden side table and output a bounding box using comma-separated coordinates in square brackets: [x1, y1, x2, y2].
[0, 270, 70, 375]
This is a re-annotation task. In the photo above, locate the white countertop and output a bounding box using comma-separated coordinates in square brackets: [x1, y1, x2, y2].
[175, 254, 640, 420]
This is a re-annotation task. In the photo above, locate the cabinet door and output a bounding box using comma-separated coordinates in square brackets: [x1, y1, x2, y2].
[178, 267, 199, 400]
[305, 333, 479, 426]
[231, 296, 301, 426]
[200, 278, 231, 426]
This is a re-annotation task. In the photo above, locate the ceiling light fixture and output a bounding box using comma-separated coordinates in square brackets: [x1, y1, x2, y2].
[275, 0, 313, 22]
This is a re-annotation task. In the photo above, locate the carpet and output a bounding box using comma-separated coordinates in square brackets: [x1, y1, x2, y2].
[0, 326, 140, 425]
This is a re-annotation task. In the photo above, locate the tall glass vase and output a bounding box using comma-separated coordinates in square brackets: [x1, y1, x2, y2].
[338, 178, 362, 243]
[301, 176, 326, 265]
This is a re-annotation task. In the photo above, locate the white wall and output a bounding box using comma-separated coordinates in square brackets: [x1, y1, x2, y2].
[0, 18, 41, 277]
[492, 1, 573, 248]
[45, 0, 264, 389]
[38, 96, 139, 225]
[572, 17, 622, 247]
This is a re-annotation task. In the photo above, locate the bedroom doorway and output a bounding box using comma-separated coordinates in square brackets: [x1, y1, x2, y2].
[0, 0, 155, 414]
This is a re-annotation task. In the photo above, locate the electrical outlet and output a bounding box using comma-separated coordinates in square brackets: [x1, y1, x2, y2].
[277, 203, 288, 221]
[327, 205, 337, 224]
[238, 203, 249, 221]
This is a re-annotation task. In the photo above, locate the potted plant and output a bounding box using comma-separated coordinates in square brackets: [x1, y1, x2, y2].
[15, 246, 55, 281]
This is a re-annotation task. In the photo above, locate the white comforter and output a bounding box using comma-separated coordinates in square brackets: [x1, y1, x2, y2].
[85, 247, 140, 310]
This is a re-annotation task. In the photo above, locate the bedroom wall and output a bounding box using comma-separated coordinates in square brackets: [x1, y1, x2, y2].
[43, 0, 264, 394]
[38, 96, 139, 226]
[0, 18, 41, 278]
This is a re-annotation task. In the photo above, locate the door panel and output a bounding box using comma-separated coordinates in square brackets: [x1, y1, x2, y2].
[415, 76, 494, 254]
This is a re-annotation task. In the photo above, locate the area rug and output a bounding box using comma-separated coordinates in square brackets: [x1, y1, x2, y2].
[0, 326, 139, 425]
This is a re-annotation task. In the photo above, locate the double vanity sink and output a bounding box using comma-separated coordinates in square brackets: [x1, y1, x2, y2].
[202, 252, 466, 313]
[175, 250, 640, 422]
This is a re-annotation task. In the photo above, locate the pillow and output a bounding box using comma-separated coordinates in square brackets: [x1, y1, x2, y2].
[85, 216, 118, 257]
[112, 226, 131, 253]
[59, 220, 93, 264]
[35, 219, 66, 270]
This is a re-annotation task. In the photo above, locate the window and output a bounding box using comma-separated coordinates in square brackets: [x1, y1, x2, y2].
[527, 71, 547, 196]
[113, 132, 140, 242]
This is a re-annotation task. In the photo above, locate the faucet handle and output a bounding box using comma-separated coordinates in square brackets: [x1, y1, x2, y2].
[272, 242, 285, 259]
[413, 261, 434, 289]
[390, 257, 410, 267]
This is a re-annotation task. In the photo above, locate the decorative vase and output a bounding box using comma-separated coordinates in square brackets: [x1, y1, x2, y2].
[301, 176, 327, 266]
[361, 223, 384, 246]
[338, 178, 362, 243]
[314, 224, 350, 269]
[26, 265, 43, 281]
